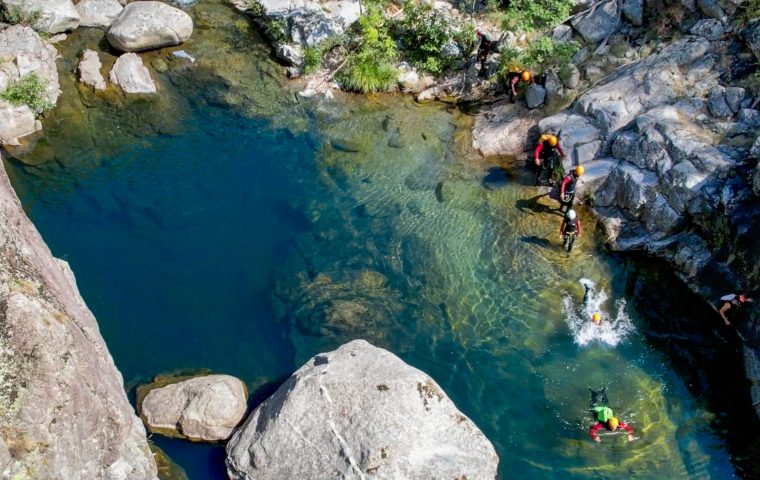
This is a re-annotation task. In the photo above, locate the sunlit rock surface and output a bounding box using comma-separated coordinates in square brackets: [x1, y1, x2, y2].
[139, 374, 248, 442]
[108, 1, 193, 52]
[226, 340, 498, 479]
[0, 153, 157, 479]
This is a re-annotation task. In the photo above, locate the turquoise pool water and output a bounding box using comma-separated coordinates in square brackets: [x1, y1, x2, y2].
[4, 2, 759, 478]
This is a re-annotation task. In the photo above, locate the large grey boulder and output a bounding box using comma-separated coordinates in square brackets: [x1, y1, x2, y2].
[0, 26, 60, 105]
[109, 53, 157, 94]
[525, 83, 546, 109]
[697, 0, 727, 24]
[107, 1, 193, 52]
[77, 49, 106, 90]
[0, 102, 40, 145]
[471, 100, 541, 157]
[275, 43, 304, 67]
[140, 375, 248, 442]
[2, 0, 80, 33]
[0, 155, 157, 478]
[574, 36, 715, 134]
[690, 18, 724, 40]
[571, 0, 620, 43]
[232, 0, 360, 48]
[76, 0, 124, 28]
[226, 340, 498, 480]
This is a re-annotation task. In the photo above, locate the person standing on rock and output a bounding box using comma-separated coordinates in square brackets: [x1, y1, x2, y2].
[717, 292, 754, 326]
[476, 30, 495, 78]
[588, 388, 635, 443]
[559, 165, 584, 212]
[559, 209, 581, 252]
[506, 67, 532, 103]
[534, 133, 566, 186]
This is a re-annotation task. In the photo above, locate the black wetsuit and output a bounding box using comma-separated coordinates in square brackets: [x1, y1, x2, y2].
[478, 35, 494, 77]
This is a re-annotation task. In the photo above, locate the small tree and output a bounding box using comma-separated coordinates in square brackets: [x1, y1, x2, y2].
[1, 73, 53, 118]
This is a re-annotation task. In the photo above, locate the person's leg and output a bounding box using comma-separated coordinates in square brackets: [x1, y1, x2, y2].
[535, 163, 543, 186]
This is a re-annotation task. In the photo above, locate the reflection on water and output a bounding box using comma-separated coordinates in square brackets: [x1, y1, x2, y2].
[4, 0, 758, 477]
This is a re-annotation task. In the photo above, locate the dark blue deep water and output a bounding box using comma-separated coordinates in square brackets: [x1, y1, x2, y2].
[5, 3, 760, 478]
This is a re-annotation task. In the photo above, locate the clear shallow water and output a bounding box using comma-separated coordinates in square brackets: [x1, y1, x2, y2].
[4, 2, 759, 478]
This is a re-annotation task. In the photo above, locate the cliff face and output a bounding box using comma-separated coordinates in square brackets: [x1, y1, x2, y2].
[0, 155, 156, 479]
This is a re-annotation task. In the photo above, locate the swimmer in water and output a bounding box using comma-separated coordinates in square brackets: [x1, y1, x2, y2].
[591, 312, 602, 326]
[584, 283, 604, 325]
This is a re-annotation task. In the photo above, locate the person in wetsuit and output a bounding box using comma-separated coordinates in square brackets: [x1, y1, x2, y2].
[476, 30, 495, 78]
[559, 166, 584, 212]
[507, 69, 532, 103]
[534, 134, 566, 186]
[559, 209, 581, 251]
[588, 387, 635, 443]
[717, 292, 754, 326]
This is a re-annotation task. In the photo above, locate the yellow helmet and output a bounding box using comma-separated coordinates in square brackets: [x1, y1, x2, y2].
[521, 70, 531, 82]
[575, 165, 584, 176]
[608, 417, 619, 429]
[547, 135, 558, 146]
[592, 313, 601, 324]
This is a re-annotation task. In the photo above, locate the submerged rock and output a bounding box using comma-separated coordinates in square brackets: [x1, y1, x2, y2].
[109, 53, 157, 94]
[108, 1, 193, 52]
[139, 374, 248, 442]
[0, 155, 157, 477]
[78, 49, 106, 90]
[76, 0, 124, 28]
[2, 0, 80, 33]
[226, 340, 499, 479]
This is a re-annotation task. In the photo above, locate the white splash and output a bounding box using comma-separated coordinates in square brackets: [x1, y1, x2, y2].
[562, 278, 634, 347]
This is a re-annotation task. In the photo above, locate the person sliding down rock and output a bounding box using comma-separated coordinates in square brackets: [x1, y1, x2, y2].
[559, 166, 584, 212]
[717, 292, 754, 326]
[476, 30, 495, 78]
[588, 388, 635, 443]
[534, 133, 566, 186]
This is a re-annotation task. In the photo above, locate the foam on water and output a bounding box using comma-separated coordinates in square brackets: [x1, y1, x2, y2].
[562, 278, 634, 347]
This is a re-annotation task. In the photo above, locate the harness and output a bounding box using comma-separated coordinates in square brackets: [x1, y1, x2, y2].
[563, 219, 578, 235]
[564, 174, 578, 196]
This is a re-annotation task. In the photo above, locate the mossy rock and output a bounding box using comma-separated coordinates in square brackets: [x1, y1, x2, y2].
[150, 444, 189, 480]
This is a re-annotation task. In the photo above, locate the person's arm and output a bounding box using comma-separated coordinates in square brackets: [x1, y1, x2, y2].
[719, 302, 732, 325]
[534, 144, 543, 165]
[560, 175, 570, 197]
[556, 144, 566, 158]
[589, 422, 604, 442]
[560, 219, 566, 238]
[619, 421, 635, 441]
[511, 76, 519, 96]
[577, 219, 582, 238]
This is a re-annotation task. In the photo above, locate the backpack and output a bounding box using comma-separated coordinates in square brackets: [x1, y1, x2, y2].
[591, 405, 614, 422]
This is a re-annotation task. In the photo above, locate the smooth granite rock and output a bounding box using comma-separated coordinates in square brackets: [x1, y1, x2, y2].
[107, 1, 193, 52]
[0, 153, 157, 479]
[109, 53, 157, 93]
[76, 0, 124, 28]
[571, 0, 620, 43]
[0, 102, 40, 145]
[2, 0, 79, 33]
[0, 26, 60, 105]
[77, 49, 106, 90]
[226, 340, 499, 480]
[140, 375, 248, 442]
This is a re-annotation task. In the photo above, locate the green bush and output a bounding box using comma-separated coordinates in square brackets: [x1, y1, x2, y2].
[0, 73, 53, 118]
[303, 47, 322, 74]
[501, 0, 573, 32]
[738, 0, 760, 24]
[2, 4, 41, 27]
[394, 0, 475, 75]
[338, 3, 399, 93]
[499, 37, 579, 77]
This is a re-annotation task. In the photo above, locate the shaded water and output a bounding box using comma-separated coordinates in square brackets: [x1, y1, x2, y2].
[3, 1, 758, 478]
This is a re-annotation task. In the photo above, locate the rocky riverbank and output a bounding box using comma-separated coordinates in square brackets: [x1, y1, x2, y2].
[471, 0, 760, 416]
[0, 151, 157, 478]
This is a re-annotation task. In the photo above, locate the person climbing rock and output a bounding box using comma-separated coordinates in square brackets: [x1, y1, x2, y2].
[559, 166, 584, 212]
[506, 67, 532, 104]
[559, 209, 581, 252]
[476, 30, 495, 78]
[717, 292, 754, 326]
[588, 388, 635, 443]
[534, 133, 566, 186]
